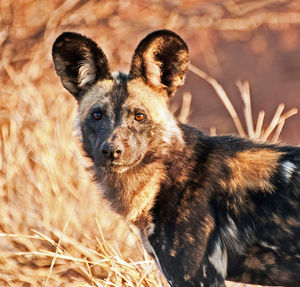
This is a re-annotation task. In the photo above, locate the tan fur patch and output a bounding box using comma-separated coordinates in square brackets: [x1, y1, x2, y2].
[187, 235, 195, 244]
[78, 79, 114, 121]
[144, 44, 163, 87]
[170, 249, 177, 257]
[184, 274, 191, 281]
[127, 162, 166, 224]
[127, 78, 168, 121]
[202, 215, 215, 237]
[221, 149, 281, 193]
[262, 253, 276, 265]
[100, 158, 167, 230]
[78, 48, 97, 87]
[286, 216, 300, 227]
[127, 78, 184, 146]
[244, 256, 266, 271]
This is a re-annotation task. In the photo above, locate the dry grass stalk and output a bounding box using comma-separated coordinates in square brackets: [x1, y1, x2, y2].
[254, 111, 265, 139]
[236, 81, 255, 138]
[271, 108, 298, 143]
[177, 92, 193, 124]
[189, 63, 246, 137]
[190, 64, 298, 142]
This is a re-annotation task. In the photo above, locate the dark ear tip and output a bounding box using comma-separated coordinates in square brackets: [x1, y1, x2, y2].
[143, 29, 184, 38]
[141, 29, 188, 49]
[52, 32, 84, 51]
[55, 31, 85, 41]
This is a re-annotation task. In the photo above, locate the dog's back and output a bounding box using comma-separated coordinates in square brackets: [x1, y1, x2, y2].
[52, 30, 300, 287]
[150, 125, 300, 286]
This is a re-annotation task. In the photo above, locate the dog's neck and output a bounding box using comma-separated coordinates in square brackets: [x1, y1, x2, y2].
[95, 134, 185, 230]
[96, 160, 165, 229]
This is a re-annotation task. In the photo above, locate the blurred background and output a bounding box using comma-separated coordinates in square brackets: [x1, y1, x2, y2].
[0, 0, 299, 286]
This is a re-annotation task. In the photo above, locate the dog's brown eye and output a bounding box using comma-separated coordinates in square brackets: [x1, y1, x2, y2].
[92, 112, 103, 120]
[135, 113, 145, 121]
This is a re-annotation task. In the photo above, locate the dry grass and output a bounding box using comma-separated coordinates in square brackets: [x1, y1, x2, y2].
[189, 64, 298, 141]
[0, 0, 299, 286]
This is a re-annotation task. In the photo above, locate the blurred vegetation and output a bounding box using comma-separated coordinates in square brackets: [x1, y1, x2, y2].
[0, 0, 299, 286]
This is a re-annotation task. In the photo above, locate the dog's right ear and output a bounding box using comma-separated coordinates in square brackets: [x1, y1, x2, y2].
[129, 30, 189, 98]
[52, 32, 111, 100]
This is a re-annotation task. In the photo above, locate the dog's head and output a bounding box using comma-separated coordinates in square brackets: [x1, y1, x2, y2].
[52, 30, 189, 173]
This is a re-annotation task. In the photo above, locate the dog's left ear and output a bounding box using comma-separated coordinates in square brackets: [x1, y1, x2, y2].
[129, 30, 189, 98]
[52, 32, 111, 100]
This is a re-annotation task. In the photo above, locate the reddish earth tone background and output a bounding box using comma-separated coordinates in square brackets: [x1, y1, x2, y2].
[181, 25, 300, 144]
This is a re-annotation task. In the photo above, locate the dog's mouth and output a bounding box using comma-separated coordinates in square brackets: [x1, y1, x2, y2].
[109, 164, 131, 173]
[98, 163, 133, 174]
[97, 156, 143, 174]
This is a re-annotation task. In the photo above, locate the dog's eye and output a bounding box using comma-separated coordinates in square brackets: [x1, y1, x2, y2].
[135, 113, 145, 121]
[92, 112, 103, 120]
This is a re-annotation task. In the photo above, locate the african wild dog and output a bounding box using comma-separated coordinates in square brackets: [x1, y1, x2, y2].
[52, 30, 300, 287]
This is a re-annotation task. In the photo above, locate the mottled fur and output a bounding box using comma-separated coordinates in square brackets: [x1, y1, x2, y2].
[52, 30, 300, 287]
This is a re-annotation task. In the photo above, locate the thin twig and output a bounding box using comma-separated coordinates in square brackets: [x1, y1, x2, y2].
[262, 104, 285, 141]
[255, 111, 265, 139]
[237, 81, 255, 138]
[177, 92, 192, 124]
[45, 205, 75, 287]
[189, 64, 246, 136]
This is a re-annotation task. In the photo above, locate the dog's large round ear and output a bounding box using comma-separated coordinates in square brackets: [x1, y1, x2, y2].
[52, 32, 111, 100]
[129, 30, 189, 98]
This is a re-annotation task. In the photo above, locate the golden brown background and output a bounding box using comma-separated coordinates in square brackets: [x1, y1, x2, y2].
[0, 0, 299, 286]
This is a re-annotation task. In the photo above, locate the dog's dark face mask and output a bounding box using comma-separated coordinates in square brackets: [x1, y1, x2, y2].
[52, 30, 189, 173]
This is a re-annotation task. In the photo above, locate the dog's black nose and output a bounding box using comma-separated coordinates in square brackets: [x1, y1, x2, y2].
[101, 142, 123, 160]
